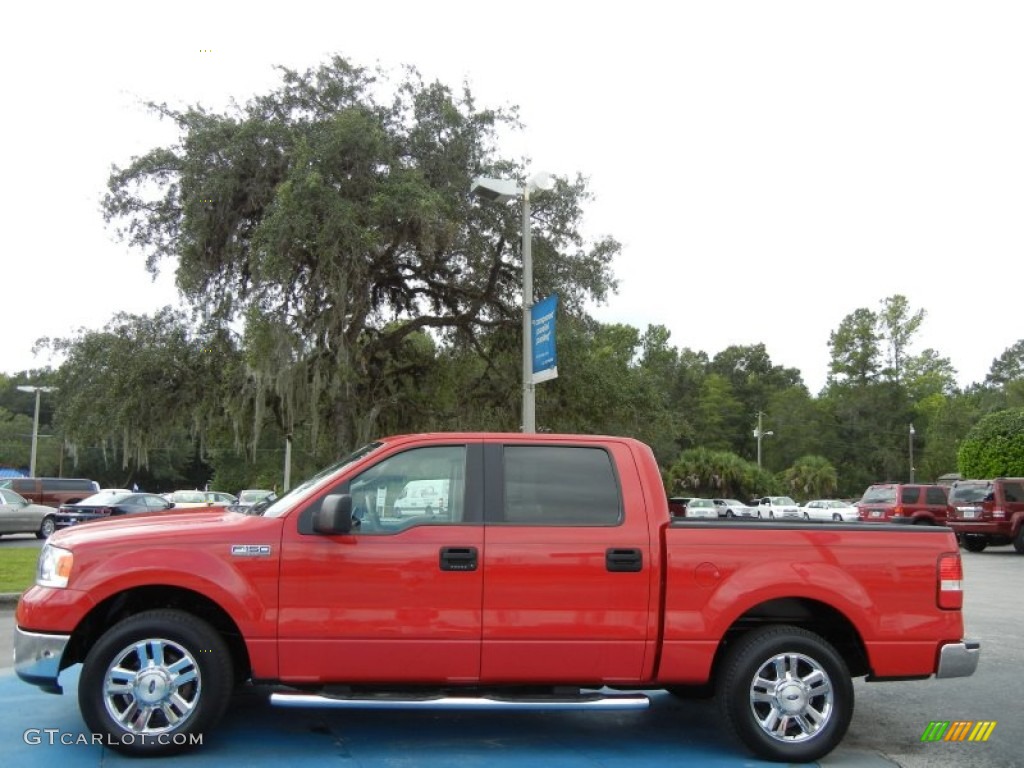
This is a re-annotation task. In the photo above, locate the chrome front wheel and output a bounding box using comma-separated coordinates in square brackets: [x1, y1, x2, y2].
[79, 610, 232, 754]
[102, 638, 201, 734]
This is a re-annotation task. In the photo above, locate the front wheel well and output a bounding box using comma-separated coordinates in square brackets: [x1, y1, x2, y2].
[64, 585, 251, 683]
[710, 598, 870, 680]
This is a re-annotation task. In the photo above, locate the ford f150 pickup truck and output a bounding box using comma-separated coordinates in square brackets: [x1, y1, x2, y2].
[14, 433, 980, 762]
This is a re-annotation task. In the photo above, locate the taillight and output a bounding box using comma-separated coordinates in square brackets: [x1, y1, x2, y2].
[938, 553, 963, 609]
[892, 505, 904, 518]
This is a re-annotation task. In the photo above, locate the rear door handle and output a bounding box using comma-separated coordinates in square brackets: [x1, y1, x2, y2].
[606, 548, 643, 572]
[439, 546, 478, 571]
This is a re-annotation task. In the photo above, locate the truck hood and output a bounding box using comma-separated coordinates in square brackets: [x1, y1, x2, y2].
[47, 508, 251, 548]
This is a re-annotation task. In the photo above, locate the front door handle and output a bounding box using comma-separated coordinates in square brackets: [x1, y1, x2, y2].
[606, 548, 643, 572]
[439, 546, 478, 571]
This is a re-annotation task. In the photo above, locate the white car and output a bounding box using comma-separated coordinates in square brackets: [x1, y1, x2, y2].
[802, 499, 860, 522]
[757, 496, 801, 519]
[393, 479, 449, 518]
[712, 498, 757, 518]
[684, 498, 718, 519]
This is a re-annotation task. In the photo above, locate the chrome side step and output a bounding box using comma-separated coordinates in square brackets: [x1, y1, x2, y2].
[270, 691, 651, 712]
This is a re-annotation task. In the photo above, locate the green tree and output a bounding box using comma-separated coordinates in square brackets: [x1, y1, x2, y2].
[666, 448, 775, 500]
[827, 308, 881, 386]
[783, 455, 839, 501]
[103, 56, 619, 455]
[0, 371, 63, 474]
[958, 408, 1024, 477]
[37, 309, 232, 483]
[985, 339, 1024, 387]
[877, 294, 925, 382]
[903, 348, 957, 401]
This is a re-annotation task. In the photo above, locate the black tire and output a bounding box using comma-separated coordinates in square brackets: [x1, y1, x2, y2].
[803, 512, 810, 520]
[716, 625, 854, 763]
[911, 517, 933, 525]
[832, 513, 841, 522]
[960, 535, 988, 553]
[37, 516, 56, 539]
[78, 609, 233, 755]
[1014, 526, 1024, 554]
[726, 510, 735, 518]
[769, 511, 775, 520]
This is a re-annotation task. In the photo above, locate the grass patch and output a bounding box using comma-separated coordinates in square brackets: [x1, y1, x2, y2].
[0, 548, 40, 593]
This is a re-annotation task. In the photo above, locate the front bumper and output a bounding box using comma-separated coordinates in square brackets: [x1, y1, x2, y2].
[936, 639, 981, 679]
[14, 626, 70, 694]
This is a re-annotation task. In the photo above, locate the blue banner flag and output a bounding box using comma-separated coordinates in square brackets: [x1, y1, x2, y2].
[531, 294, 558, 384]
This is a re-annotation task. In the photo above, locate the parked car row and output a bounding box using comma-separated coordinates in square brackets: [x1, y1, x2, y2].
[668, 495, 855, 521]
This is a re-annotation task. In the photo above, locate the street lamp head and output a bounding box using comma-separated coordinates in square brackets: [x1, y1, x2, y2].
[909, 423, 915, 436]
[526, 171, 554, 193]
[470, 176, 521, 204]
[17, 385, 57, 394]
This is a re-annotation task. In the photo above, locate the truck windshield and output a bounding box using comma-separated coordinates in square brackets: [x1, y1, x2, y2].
[260, 442, 383, 519]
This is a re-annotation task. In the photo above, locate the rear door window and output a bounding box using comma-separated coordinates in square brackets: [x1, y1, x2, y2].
[900, 487, 920, 504]
[925, 487, 947, 505]
[499, 445, 621, 526]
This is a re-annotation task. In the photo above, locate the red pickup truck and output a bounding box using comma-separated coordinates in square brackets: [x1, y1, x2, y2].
[14, 433, 979, 763]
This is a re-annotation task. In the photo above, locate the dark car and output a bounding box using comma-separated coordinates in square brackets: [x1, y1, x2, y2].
[857, 483, 950, 525]
[229, 491, 278, 516]
[668, 497, 692, 517]
[54, 491, 175, 530]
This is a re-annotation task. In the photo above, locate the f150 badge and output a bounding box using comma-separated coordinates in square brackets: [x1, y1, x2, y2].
[231, 544, 272, 557]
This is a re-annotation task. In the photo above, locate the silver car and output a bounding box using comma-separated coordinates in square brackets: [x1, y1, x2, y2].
[0, 488, 58, 538]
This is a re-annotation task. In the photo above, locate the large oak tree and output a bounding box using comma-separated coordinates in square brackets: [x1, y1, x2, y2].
[104, 56, 619, 455]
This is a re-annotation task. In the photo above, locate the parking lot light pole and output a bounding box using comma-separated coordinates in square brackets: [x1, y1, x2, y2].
[909, 423, 915, 482]
[753, 411, 773, 469]
[16, 385, 56, 477]
[470, 172, 554, 433]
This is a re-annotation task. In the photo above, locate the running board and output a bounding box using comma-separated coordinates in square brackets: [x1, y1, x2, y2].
[270, 691, 651, 712]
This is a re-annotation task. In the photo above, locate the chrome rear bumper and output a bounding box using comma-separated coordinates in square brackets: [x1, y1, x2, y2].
[936, 639, 981, 679]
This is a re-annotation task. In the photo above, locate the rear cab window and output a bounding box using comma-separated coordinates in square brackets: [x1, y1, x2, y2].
[498, 445, 622, 526]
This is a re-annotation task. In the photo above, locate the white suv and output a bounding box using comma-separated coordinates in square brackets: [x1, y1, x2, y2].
[757, 496, 801, 519]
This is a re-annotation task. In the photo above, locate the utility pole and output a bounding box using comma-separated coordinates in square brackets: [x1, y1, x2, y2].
[909, 423, 915, 483]
[753, 411, 773, 469]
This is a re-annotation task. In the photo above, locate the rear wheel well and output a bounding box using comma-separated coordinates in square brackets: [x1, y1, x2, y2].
[710, 598, 870, 680]
[63, 586, 251, 683]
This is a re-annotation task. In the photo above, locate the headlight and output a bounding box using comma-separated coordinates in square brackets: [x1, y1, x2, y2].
[37, 543, 74, 589]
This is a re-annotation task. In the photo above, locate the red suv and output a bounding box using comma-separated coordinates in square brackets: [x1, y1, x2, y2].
[946, 478, 1024, 553]
[857, 483, 951, 525]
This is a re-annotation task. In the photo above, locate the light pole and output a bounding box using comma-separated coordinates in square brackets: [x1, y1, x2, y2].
[471, 171, 554, 433]
[909, 423, 915, 482]
[753, 411, 773, 469]
[16, 385, 56, 477]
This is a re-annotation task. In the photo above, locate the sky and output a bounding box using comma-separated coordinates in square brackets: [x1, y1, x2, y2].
[3, 0, 1022, 395]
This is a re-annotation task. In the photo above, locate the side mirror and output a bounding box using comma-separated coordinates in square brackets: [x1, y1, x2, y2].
[314, 494, 353, 535]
